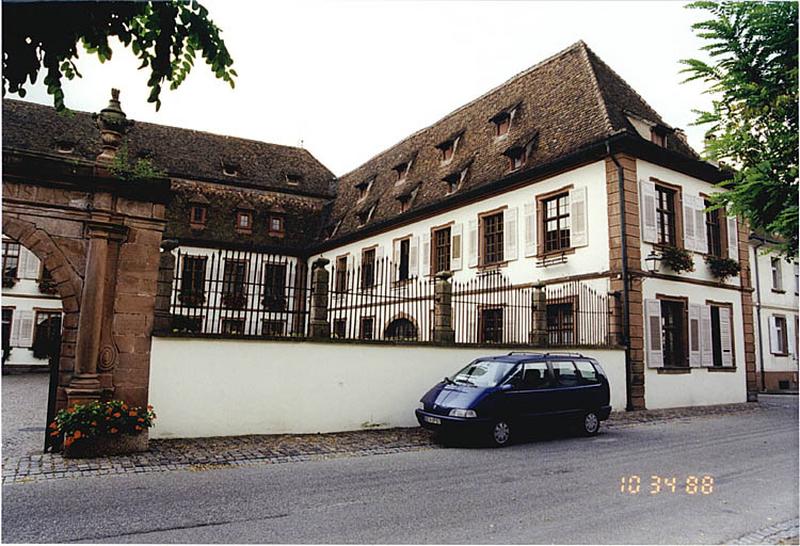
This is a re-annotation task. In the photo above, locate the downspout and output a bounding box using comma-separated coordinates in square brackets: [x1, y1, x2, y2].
[752, 237, 766, 391]
[606, 141, 635, 411]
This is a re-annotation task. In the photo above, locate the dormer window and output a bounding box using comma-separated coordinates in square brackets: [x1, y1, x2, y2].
[503, 131, 538, 172]
[190, 205, 207, 227]
[236, 211, 252, 232]
[398, 187, 419, 213]
[223, 162, 239, 177]
[357, 203, 377, 227]
[444, 165, 470, 195]
[286, 173, 302, 186]
[393, 162, 409, 183]
[356, 177, 375, 200]
[489, 103, 519, 139]
[269, 215, 285, 237]
[436, 132, 462, 164]
[651, 127, 667, 147]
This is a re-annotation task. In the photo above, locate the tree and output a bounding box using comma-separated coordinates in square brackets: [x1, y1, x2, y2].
[681, 1, 798, 258]
[2, 1, 236, 111]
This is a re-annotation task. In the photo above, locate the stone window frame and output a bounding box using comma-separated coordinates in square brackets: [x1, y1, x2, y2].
[655, 294, 690, 370]
[360, 246, 377, 290]
[546, 295, 578, 346]
[359, 315, 375, 340]
[651, 178, 684, 249]
[705, 299, 736, 368]
[478, 206, 507, 268]
[771, 314, 789, 356]
[189, 205, 207, 229]
[536, 184, 575, 258]
[268, 214, 285, 238]
[701, 195, 728, 258]
[431, 223, 453, 276]
[334, 254, 349, 293]
[2, 239, 20, 282]
[478, 305, 504, 344]
[392, 235, 412, 284]
[236, 210, 253, 234]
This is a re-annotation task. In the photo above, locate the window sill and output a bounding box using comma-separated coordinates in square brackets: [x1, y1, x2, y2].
[770, 352, 790, 357]
[656, 367, 692, 374]
[235, 228, 252, 235]
[536, 248, 576, 259]
[771, 289, 786, 294]
[268, 231, 285, 239]
[706, 366, 737, 373]
[477, 261, 509, 271]
[189, 223, 206, 231]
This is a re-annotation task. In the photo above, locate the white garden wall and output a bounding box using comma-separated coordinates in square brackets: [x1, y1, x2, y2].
[149, 337, 626, 439]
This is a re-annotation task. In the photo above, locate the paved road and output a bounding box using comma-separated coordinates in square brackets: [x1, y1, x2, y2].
[1, 373, 49, 459]
[3, 396, 797, 544]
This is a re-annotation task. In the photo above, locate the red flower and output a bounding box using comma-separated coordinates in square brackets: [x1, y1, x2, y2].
[109, 427, 118, 434]
[137, 418, 145, 423]
[48, 422, 57, 429]
[147, 405, 154, 410]
[134, 425, 142, 431]
[50, 431, 59, 437]
[73, 430, 82, 439]
[129, 411, 137, 417]
[112, 412, 121, 418]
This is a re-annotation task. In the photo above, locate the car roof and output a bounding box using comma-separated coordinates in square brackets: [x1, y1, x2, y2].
[481, 352, 590, 364]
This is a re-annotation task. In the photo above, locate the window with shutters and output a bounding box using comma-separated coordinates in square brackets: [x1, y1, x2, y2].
[396, 238, 411, 282]
[542, 192, 570, 253]
[180, 256, 207, 306]
[772, 315, 789, 355]
[222, 260, 248, 308]
[32, 310, 61, 360]
[656, 185, 677, 246]
[708, 303, 734, 367]
[262, 264, 287, 311]
[481, 212, 504, 265]
[705, 201, 723, 257]
[432, 227, 451, 275]
[361, 248, 376, 289]
[2, 240, 20, 284]
[335, 255, 348, 293]
[661, 299, 688, 367]
[771, 258, 784, 291]
[547, 302, 575, 346]
[479, 307, 504, 344]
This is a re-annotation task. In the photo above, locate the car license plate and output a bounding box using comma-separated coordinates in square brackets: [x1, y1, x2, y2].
[424, 416, 441, 425]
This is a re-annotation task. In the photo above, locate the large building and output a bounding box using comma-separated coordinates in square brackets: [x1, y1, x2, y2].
[3, 41, 795, 408]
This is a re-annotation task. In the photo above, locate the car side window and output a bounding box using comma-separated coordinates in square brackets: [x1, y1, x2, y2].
[550, 361, 579, 387]
[574, 360, 600, 384]
[521, 362, 550, 389]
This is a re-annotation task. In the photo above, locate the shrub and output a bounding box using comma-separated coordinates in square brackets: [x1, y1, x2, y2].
[50, 400, 156, 449]
[705, 255, 741, 282]
[660, 245, 695, 273]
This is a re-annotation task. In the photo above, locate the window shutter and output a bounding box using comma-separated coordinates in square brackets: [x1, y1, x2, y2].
[9, 311, 20, 347]
[719, 307, 733, 366]
[693, 197, 707, 254]
[569, 187, 588, 248]
[787, 316, 796, 360]
[409, 236, 419, 278]
[688, 304, 702, 367]
[683, 198, 696, 252]
[701, 305, 713, 366]
[15, 310, 34, 348]
[645, 299, 663, 368]
[468, 219, 478, 268]
[640, 180, 658, 243]
[421, 233, 430, 275]
[375, 246, 384, 285]
[727, 215, 739, 261]
[346, 255, 355, 291]
[392, 240, 401, 282]
[18, 247, 40, 280]
[504, 207, 518, 261]
[450, 224, 463, 271]
[523, 202, 537, 258]
[768, 315, 779, 354]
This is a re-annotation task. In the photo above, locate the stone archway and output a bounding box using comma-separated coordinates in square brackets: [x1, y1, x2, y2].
[2, 91, 170, 411]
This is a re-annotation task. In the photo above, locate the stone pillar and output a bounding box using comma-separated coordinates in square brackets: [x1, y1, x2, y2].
[309, 258, 331, 339]
[433, 271, 455, 345]
[153, 240, 178, 334]
[66, 222, 124, 406]
[530, 282, 548, 346]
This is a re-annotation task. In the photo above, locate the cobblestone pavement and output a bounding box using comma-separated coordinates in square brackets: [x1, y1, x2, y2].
[726, 519, 799, 545]
[1, 396, 770, 485]
[1, 372, 49, 459]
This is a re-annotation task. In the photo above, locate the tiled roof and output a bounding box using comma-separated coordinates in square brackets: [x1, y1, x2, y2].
[2, 99, 335, 198]
[326, 41, 703, 240]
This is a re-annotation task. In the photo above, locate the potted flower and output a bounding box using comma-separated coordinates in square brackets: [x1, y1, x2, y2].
[38, 277, 58, 295]
[705, 255, 740, 282]
[49, 400, 156, 458]
[659, 245, 694, 273]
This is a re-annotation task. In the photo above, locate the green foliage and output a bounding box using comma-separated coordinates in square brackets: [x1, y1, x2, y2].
[660, 245, 695, 273]
[681, 1, 798, 258]
[50, 400, 156, 448]
[2, 1, 236, 111]
[109, 145, 167, 182]
[704, 254, 741, 281]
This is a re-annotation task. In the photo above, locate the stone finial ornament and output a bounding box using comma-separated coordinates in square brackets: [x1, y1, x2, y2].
[94, 88, 133, 165]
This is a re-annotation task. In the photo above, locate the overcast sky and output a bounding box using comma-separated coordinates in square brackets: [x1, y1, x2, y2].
[9, 1, 715, 176]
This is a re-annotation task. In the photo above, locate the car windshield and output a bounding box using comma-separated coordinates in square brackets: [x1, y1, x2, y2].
[450, 359, 516, 388]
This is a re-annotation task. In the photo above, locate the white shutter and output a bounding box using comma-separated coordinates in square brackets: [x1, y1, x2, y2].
[768, 315, 779, 354]
[719, 307, 733, 367]
[701, 305, 713, 366]
[14, 310, 34, 348]
[409, 236, 419, 278]
[645, 299, 663, 368]
[375, 246, 384, 285]
[9, 312, 20, 347]
[450, 224, 463, 271]
[504, 207, 518, 261]
[392, 240, 401, 282]
[523, 203, 537, 258]
[421, 233, 431, 275]
[787, 316, 796, 360]
[693, 197, 708, 254]
[18, 247, 40, 280]
[346, 255, 355, 291]
[683, 197, 697, 252]
[640, 180, 658, 243]
[727, 215, 739, 261]
[468, 219, 478, 268]
[689, 304, 702, 367]
[569, 187, 588, 248]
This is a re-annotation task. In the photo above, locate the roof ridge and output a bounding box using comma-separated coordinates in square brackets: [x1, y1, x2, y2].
[577, 42, 614, 135]
[336, 40, 589, 180]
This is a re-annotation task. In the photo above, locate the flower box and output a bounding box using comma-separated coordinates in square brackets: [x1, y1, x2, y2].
[63, 430, 149, 459]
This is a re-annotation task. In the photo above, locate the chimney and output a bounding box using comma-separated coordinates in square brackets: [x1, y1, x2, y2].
[93, 88, 133, 165]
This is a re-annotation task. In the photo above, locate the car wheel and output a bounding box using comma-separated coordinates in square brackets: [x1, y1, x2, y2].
[490, 420, 512, 447]
[581, 411, 600, 436]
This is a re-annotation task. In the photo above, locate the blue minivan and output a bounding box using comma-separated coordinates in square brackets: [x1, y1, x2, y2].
[415, 352, 611, 446]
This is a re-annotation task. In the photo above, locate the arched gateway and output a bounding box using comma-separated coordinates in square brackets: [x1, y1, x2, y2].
[2, 90, 169, 413]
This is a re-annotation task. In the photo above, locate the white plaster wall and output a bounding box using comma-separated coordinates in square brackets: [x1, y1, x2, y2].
[315, 161, 610, 286]
[641, 277, 747, 409]
[149, 337, 626, 439]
